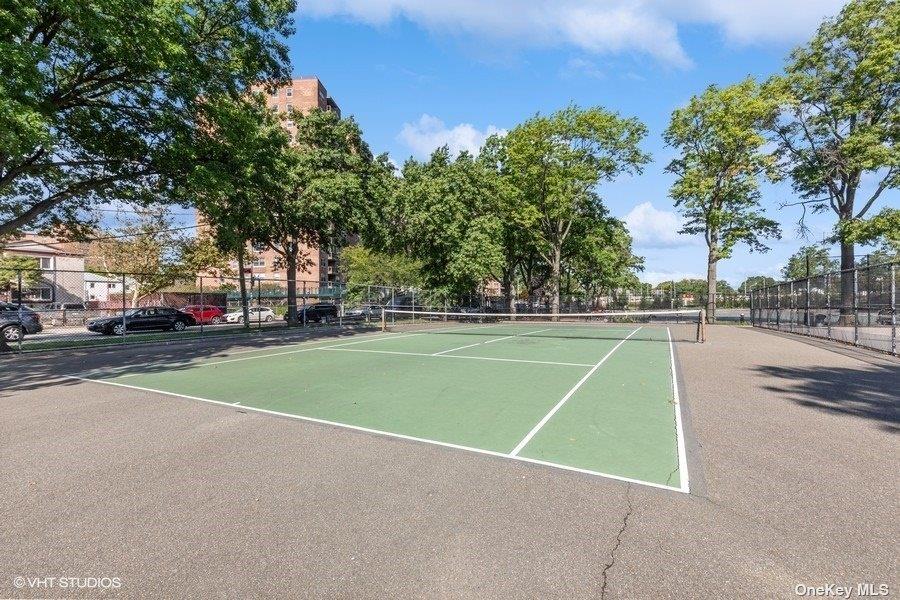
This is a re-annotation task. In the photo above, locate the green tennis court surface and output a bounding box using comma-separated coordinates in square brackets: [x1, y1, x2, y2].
[74, 319, 691, 492]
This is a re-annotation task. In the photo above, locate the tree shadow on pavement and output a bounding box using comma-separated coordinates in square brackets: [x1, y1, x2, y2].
[0, 325, 380, 399]
[754, 362, 900, 433]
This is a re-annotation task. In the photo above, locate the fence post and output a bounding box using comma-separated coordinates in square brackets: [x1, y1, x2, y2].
[891, 263, 896, 356]
[775, 284, 781, 329]
[805, 275, 811, 333]
[199, 276, 204, 335]
[121, 273, 127, 345]
[789, 281, 794, 332]
[853, 268, 859, 346]
[749, 289, 754, 326]
[257, 278, 262, 331]
[412, 288, 416, 323]
[300, 280, 306, 328]
[825, 272, 832, 341]
[17, 270, 23, 352]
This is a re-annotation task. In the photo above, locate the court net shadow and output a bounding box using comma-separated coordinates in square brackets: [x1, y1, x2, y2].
[754, 362, 900, 433]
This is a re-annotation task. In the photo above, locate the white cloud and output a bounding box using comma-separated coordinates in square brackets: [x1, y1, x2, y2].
[301, 0, 845, 67]
[561, 57, 605, 80]
[624, 202, 696, 248]
[398, 114, 505, 158]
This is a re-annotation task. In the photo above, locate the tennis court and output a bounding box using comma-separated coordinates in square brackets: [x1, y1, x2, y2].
[68, 310, 701, 492]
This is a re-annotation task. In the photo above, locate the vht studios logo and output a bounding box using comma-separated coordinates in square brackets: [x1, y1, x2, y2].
[794, 583, 890, 598]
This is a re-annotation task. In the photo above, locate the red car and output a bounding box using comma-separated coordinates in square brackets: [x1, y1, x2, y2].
[181, 305, 225, 325]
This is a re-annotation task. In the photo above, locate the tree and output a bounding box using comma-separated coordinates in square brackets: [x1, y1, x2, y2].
[0, 255, 41, 300]
[765, 0, 899, 319]
[169, 95, 292, 326]
[503, 105, 650, 315]
[841, 208, 900, 260]
[91, 207, 224, 307]
[566, 215, 643, 309]
[380, 147, 506, 303]
[0, 0, 294, 237]
[665, 79, 781, 323]
[268, 109, 383, 324]
[739, 275, 777, 292]
[782, 245, 840, 280]
[340, 246, 422, 289]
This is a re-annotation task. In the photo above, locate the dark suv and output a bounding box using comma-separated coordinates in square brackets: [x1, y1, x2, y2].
[86, 307, 196, 335]
[284, 302, 338, 325]
[0, 302, 43, 343]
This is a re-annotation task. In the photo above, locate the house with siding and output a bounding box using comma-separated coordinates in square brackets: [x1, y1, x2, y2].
[1, 234, 87, 306]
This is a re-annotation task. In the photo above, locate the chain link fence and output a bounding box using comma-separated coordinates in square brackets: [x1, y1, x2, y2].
[0, 267, 441, 353]
[749, 261, 898, 355]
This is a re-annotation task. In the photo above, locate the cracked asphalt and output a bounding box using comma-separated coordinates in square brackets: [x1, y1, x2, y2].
[1, 326, 897, 598]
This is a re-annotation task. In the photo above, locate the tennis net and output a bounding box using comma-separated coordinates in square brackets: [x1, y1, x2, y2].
[381, 309, 705, 343]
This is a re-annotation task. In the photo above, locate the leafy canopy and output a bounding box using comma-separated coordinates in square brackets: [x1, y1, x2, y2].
[665, 78, 781, 261]
[0, 0, 295, 237]
[781, 245, 840, 280]
[765, 0, 899, 233]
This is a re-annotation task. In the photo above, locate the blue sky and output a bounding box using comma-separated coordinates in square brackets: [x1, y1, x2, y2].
[284, 0, 896, 287]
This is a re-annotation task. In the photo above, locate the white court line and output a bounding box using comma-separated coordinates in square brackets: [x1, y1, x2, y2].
[482, 327, 554, 344]
[199, 322, 501, 367]
[60, 374, 685, 493]
[432, 327, 554, 355]
[200, 333, 423, 367]
[667, 327, 690, 494]
[321, 346, 593, 367]
[432, 341, 486, 355]
[509, 327, 643, 456]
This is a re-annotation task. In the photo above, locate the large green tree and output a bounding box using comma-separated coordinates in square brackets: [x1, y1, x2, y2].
[841, 208, 900, 260]
[665, 79, 781, 323]
[382, 147, 506, 302]
[503, 105, 649, 315]
[170, 95, 292, 326]
[0, 0, 294, 237]
[765, 0, 899, 318]
[782, 245, 840, 280]
[269, 108, 384, 324]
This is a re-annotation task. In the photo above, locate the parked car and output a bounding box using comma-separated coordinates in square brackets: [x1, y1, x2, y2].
[181, 304, 225, 325]
[223, 306, 276, 323]
[876, 309, 896, 325]
[283, 302, 338, 324]
[344, 304, 380, 320]
[0, 302, 43, 343]
[86, 307, 196, 335]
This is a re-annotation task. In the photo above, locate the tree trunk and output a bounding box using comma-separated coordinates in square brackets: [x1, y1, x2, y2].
[549, 246, 561, 320]
[706, 246, 717, 324]
[285, 238, 299, 326]
[838, 238, 855, 325]
[502, 268, 516, 314]
[236, 248, 250, 329]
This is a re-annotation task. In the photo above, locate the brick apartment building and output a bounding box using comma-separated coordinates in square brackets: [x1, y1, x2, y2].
[198, 77, 343, 287]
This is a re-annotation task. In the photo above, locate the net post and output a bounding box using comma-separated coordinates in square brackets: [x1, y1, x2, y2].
[380, 307, 386, 332]
[698, 308, 706, 343]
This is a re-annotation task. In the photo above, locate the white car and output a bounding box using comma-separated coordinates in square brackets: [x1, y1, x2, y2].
[223, 306, 276, 323]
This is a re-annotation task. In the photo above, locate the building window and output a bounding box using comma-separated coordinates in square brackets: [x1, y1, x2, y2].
[38, 256, 52, 269]
[89, 282, 95, 289]
[252, 258, 265, 268]
[21, 287, 52, 301]
[286, 104, 294, 113]
[270, 88, 278, 97]
[286, 88, 293, 97]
